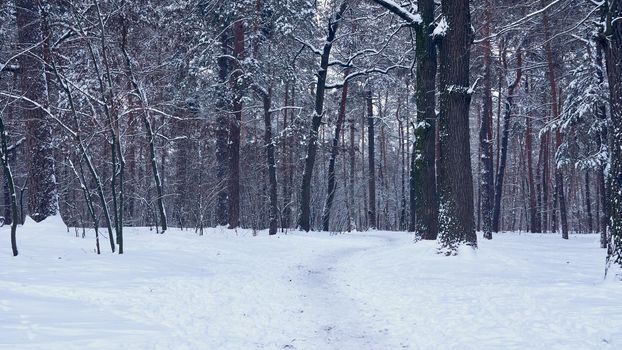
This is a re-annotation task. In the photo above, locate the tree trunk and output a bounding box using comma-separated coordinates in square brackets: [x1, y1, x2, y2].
[366, 88, 377, 229]
[492, 49, 522, 233]
[260, 90, 278, 235]
[17, 0, 58, 223]
[603, 0, 622, 278]
[68, 158, 100, 254]
[283, 84, 295, 229]
[525, 97, 541, 233]
[479, 0, 494, 239]
[322, 71, 350, 231]
[437, 0, 477, 252]
[297, 3, 347, 231]
[585, 170, 594, 233]
[0, 118, 19, 256]
[215, 33, 229, 226]
[120, 28, 168, 234]
[349, 115, 356, 231]
[228, 20, 245, 229]
[542, 6, 568, 239]
[410, 0, 439, 239]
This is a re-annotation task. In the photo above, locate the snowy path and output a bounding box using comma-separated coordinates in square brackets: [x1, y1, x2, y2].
[283, 234, 402, 349]
[1, 218, 621, 349]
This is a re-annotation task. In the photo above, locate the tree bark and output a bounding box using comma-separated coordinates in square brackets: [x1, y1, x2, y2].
[602, 0, 622, 278]
[411, 0, 438, 239]
[479, 0, 494, 239]
[259, 89, 278, 235]
[437, 0, 477, 252]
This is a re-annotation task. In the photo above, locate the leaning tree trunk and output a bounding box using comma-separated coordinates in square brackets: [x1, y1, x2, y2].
[436, 0, 477, 252]
[603, 0, 622, 279]
[93, 1, 124, 252]
[492, 49, 522, 233]
[297, 2, 348, 231]
[68, 158, 101, 254]
[17, 0, 58, 223]
[322, 70, 350, 231]
[120, 29, 168, 234]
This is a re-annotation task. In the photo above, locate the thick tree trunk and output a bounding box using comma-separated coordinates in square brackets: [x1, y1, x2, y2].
[437, 0, 477, 252]
[322, 71, 349, 231]
[603, 0, 622, 278]
[297, 3, 347, 231]
[410, 0, 438, 239]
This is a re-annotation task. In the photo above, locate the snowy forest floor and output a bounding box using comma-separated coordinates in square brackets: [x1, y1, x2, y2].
[1, 218, 621, 350]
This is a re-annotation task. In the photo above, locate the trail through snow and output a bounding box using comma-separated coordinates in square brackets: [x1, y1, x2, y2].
[1, 218, 621, 349]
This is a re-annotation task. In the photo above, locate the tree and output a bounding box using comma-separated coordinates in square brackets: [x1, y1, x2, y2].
[479, 0, 494, 239]
[601, 0, 622, 279]
[411, 0, 439, 240]
[0, 117, 19, 256]
[17, 0, 58, 222]
[321, 70, 350, 231]
[297, 2, 348, 232]
[436, 0, 477, 252]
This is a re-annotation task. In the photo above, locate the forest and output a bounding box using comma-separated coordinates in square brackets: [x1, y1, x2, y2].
[1, 0, 622, 348]
[1, 0, 622, 269]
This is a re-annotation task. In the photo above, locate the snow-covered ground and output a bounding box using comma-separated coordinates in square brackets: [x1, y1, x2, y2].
[1, 217, 620, 349]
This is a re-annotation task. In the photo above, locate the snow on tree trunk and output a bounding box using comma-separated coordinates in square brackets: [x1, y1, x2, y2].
[603, 0, 622, 280]
[411, 0, 439, 240]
